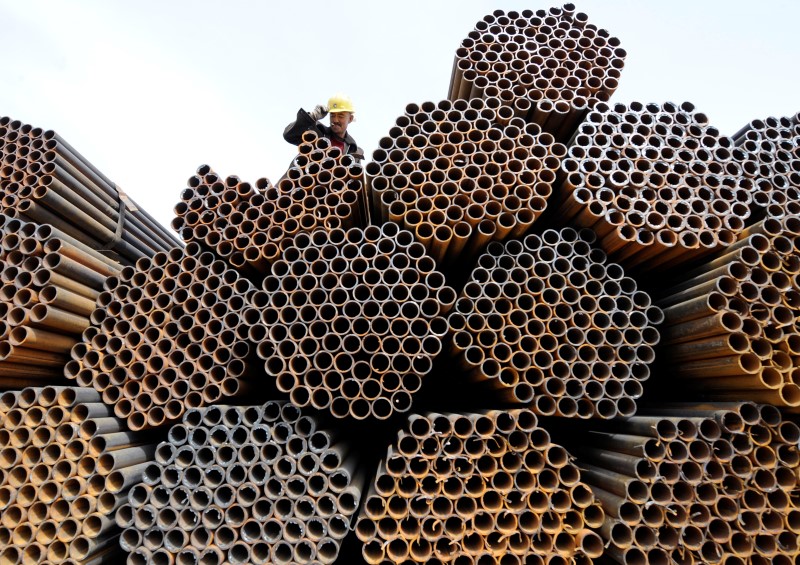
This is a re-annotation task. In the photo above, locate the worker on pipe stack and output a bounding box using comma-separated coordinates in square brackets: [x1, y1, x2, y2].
[283, 93, 364, 161]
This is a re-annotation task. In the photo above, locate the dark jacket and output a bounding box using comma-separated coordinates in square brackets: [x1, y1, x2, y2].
[283, 108, 364, 161]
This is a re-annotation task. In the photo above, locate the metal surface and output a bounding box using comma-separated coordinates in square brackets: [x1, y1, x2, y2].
[553, 100, 755, 271]
[733, 112, 800, 219]
[366, 98, 565, 264]
[657, 214, 800, 409]
[0, 214, 120, 388]
[565, 402, 800, 564]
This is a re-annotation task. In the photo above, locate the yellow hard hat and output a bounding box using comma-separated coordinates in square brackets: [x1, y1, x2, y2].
[328, 93, 354, 114]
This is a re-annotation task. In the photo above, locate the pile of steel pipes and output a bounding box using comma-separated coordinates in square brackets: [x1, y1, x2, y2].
[354, 409, 605, 564]
[450, 227, 662, 419]
[448, 5, 625, 141]
[552, 100, 756, 272]
[567, 402, 800, 565]
[118, 402, 362, 565]
[172, 133, 368, 278]
[0, 116, 181, 264]
[0, 385, 156, 564]
[0, 214, 121, 387]
[63, 242, 259, 431]
[733, 112, 800, 218]
[657, 215, 800, 409]
[367, 98, 565, 265]
[250, 224, 456, 420]
[2, 4, 800, 565]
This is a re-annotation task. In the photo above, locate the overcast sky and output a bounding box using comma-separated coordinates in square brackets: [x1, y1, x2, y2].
[1, 1, 798, 232]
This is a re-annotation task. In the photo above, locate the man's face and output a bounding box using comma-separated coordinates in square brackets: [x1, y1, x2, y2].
[329, 111, 353, 137]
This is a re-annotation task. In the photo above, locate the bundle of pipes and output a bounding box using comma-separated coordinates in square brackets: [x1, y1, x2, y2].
[0, 116, 181, 264]
[172, 133, 368, 277]
[732, 112, 800, 219]
[0, 214, 120, 388]
[250, 224, 455, 420]
[553, 100, 757, 272]
[63, 242, 259, 431]
[568, 402, 800, 564]
[657, 215, 800, 409]
[447, 4, 625, 142]
[354, 409, 605, 564]
[450, 227, 662, 419]
[366, 98, 565, 265]
[0, 385, 157, 564]
[118, 402, 363, 565]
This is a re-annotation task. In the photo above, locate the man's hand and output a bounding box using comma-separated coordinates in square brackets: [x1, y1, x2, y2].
[309, 104, 328, 121]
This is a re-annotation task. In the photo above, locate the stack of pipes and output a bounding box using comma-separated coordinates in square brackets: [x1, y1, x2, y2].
[447, 5, 625, 142]
[0, 214, 120, 387]
[118, 402, 363, 565]
[732, 112, 800, 218]
[366, 98, 565, 265]
[450, 227, 662, 419]
[172, 132, 368, 277]
[0, 385, 156, 564]
[354, 409, 605, 564]
[0, 116, 181, 264]
[249, 224, 455, 420]
[657, 215, 800, 409]
[553, 100, 756, 272]
[570, 402, 800, 564]
[64, 241, 258, 431]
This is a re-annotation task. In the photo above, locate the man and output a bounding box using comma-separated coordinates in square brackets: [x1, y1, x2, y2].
[283, 93, 365, 160]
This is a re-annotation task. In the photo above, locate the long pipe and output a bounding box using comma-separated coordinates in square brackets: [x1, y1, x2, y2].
[119, 402, 362, 564]
[248, 224, 452, 421]
[356, 408, 604, 563]
[0, 385, 155, 562]
[561, 402, 800, 564]
[655, 214, 800, 408]
[450, 226, 660, 419]
[64, 244, 258, 429]
[174, 142, 369, 276]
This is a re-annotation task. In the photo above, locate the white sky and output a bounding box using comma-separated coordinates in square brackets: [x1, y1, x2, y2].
[1, 1, 798, 232]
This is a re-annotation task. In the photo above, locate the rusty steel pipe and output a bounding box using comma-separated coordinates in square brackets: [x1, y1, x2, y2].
[0, 119, 181, 263]
[250, 225, 452, 421]
[356, 409, 603, 563]
[559, 402, 800, 564]
[0, 214, 129, 387]
[656, 214, 800, 409]
[448, 8, 625, 142]
[0, 385, 154, 563]
[554, 100, 755, 272]
[64, 243, 259, 430]
[173, 144, 367, 277]
[369, 98, 565, 263]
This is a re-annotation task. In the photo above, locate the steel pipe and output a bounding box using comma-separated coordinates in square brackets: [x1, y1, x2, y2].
[449, 226, 660, 419]
[355, 409, 603, 563]
[0, 385, 154, 563]
[447, 8, 625, 142]
[119, 401, 361, 564]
